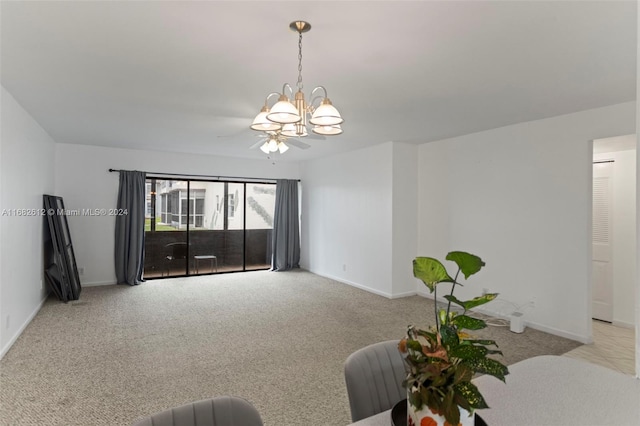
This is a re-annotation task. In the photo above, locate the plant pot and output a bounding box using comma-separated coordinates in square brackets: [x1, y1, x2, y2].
[407, 399, 475, 426]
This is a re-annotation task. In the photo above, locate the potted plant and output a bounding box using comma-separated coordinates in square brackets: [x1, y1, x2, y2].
[398, 251, 509, 426]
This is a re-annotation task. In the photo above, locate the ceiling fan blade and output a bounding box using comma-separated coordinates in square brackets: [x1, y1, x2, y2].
[249, 139, 266, 150]
[306, 132, 326, 141]
[217, 127, 251, 138]
[286, 138, 311, 150]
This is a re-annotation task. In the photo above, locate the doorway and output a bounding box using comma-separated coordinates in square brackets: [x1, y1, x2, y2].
[592, 161, 613, 322]
[591, 135, 636, 327]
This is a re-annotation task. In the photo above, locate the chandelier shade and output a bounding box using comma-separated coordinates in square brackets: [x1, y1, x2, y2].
[250, 21, 343, 154]
[309, 98, 344, 126]
[250, 106, 282, 132]
[312, 124, 343, 136]
[266, 94, 302, 124]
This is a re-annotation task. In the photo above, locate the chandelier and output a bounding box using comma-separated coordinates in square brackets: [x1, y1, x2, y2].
[251, 21, 343, 153]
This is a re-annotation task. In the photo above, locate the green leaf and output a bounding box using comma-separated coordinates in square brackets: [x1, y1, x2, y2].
[445, 251, 485, 279]
[453, 364, 473, 384]
[444, 294, 466, 310]
[406, 339, 423, 352]
[439, 325, 459, 347]
[453, 392, 473, 413]
[408, 389, 422, 409]
[451, 314, 487, 330]
[413, 257, 453, 292]
[449, 344, 488, 360]
[454, 381, 489, 409]
[464, 357, 509, 382]
[460, 293, 499, 310]
[443, 390, 460, 425]
[424, 390, 442, 415]
[414, 329, 437, 342]
[438, 309, 448, 325]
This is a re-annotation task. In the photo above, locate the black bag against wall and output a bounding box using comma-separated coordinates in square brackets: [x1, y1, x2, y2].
[43, 195, 81, 302]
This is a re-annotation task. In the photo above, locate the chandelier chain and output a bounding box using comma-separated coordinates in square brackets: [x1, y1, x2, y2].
[297, 31, 303, 91]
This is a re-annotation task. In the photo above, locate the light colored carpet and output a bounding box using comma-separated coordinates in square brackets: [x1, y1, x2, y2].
[0, 270, 581, 426]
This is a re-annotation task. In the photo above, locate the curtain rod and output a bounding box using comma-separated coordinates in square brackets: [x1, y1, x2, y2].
[593, 160, 615, 164]
[108, 168, 299, 182]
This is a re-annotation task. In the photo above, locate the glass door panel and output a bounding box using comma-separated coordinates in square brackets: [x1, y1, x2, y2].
[223, 183, 245, 272]
[143, 179, 188, 278]
[189, 182, 223, 275]
[245, 183, 275, 270]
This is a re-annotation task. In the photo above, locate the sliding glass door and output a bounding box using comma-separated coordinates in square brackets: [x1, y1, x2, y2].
[245, 183, 276, 270]
[143, 178, 275, 278]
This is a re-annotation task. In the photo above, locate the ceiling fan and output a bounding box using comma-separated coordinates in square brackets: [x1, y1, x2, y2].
[248, 130, 311, 154]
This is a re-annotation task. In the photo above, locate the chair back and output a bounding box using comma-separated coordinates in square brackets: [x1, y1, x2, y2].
[166, 242, 188, 260]
[131, 396, 263, 426]
[344, 340, 407, 422]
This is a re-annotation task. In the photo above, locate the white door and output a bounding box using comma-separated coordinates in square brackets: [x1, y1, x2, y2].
[592, 162, 613, 322]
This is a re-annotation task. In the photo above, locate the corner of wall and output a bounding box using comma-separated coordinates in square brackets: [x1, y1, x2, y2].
[391, 142, 419, 296]
[0, 86, 55, 357]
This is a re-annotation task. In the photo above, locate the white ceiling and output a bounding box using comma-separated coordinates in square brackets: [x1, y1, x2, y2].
[1, 1, 637, 163]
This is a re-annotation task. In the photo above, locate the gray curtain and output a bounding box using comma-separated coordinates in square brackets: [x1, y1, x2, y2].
[114, 170, 146, 285]
[271, 179, 300, 271]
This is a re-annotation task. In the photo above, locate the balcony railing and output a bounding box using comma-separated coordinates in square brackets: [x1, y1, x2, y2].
[143, 229, 272, 278]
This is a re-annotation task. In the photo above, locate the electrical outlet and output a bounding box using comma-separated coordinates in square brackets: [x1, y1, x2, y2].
[531, 296, 536, 308]
[79, 267, 84, 276]
[342, 264, 347, 272]
[5, 315, 10, 330]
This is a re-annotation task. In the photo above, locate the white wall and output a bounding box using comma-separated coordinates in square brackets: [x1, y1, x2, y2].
[593, 147, 636, 328]
[54, 143, 300, 286]
[636, 4, 640, 377]
[392, 142, 419, 296]
[0, 87, 56, 357]
[300, 142, 395, 297]
[418, 102, 636, 343]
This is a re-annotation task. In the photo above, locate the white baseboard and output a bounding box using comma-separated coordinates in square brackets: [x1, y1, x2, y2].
[317, 272, 394, 298]
[520, 317, 592, 344]
[389, 290, 418, 299]
[0, 293, 48, 360]
[612, 320, 635, 329]
[81, 280, 115, 287]
[307, 270, 417, 299]
[414, 291, 592, 344]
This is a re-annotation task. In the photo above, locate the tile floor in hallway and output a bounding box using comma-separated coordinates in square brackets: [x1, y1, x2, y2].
[562, 320, 636, 375]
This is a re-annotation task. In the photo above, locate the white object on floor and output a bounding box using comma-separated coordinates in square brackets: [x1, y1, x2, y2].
[509, 311, 525, 333]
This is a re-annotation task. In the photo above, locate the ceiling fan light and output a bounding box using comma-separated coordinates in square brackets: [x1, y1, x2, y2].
[260, 141, 271, 154]
[281, 123, 308, 137]
[278, 142, 289, 153]
[266, 95, 302, 124]
[309, 98, 343, 126]
[268, 138, 279, 152]
[251, 109, 282, 132]
[312, 124, 343, 136]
